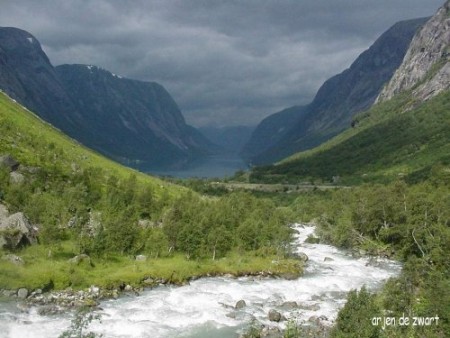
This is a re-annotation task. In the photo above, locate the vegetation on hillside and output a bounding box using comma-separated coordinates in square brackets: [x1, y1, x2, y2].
[0, 92, 300, 290]
[249, 90, 450, 185]
[290, 175, 450, 337]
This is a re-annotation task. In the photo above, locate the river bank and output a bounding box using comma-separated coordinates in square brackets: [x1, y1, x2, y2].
[0, 225, 401, 338]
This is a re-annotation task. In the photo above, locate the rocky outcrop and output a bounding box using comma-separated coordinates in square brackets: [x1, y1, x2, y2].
[0, 154, 20, 171]
[377, 1, 450, 103]
[0, 204, 38, 249]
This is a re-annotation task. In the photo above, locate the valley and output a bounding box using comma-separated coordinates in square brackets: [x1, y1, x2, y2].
[0, 1, 449, 337]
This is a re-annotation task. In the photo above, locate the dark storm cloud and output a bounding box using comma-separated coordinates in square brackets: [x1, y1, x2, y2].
[0, 0, 444, 126]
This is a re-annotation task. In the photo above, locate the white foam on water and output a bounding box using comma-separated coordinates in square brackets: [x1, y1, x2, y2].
[0, 224, 401, 338]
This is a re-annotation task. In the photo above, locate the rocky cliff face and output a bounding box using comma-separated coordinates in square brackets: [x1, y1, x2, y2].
[55, 64, 211, 167]
[377, 1, 450, 103]
[0, 27, 211, 169]
[0, 27, 80, 132]
[243, 18, 427, 165]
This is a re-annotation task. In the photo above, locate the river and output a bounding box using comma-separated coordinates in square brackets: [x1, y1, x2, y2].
[0, 225, 401, 338]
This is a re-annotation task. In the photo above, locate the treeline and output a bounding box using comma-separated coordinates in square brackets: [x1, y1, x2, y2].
[291, 173, 450, 337]
[0, 164, 293, 260]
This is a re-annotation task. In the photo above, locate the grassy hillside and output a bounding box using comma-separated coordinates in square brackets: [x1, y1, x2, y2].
[0, 92, 300, 292]
[249, 89, 450, 184]
[0, 91, 182, 197]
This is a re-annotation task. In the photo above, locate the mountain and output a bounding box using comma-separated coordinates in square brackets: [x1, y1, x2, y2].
[248, 4, 450, 185]
[376, 0, 450, 103]
[243, 17, 428, 165]
[55, 64, 212, 168]
[198, 125, 254, 154]
[0, 27, 80, 134]
[240, 105, 307, 161]
[0, 27, 211, 169]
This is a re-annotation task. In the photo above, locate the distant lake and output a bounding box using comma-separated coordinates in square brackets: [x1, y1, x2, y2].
[142, 154, 248, 179]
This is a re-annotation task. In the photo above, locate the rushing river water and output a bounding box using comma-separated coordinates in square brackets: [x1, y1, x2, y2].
[0, 225, 401, 338]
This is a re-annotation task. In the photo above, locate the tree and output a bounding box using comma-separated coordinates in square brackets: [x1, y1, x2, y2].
[59, 306, 102, 338]
[331, 286, 381, 338]
[207, 225, 232, 260]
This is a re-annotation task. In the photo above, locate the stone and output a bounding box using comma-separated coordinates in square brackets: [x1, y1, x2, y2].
[17, 288, 28, 299]
[135, 255, 147, 262]
[68, 254, 91, 266]
[279, 272, 299, 280]
[2, 290, 16, 297]
[38, 305, 62, 316]
[268, 309, 283, 322]
[0, 211, 38, 249]
[235, 299, 246, 309]
[0, 204, 8, 220]
[2, 254, 24, 265]
[280, 301, 298, 310]
[89, 285, 100, 295]
[9, 172, 25, 184]
[0, 154, 19, 171]
[143, 277, 155, 285]
[124, 285, 133, 292]
[260, 326, 282, 337]
[290, 251, 309, 262]
[323, 257, 334, 262]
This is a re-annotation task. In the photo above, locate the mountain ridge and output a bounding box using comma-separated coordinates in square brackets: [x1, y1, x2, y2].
[0, 27, 211, 170]
[242, 17, 428, 165]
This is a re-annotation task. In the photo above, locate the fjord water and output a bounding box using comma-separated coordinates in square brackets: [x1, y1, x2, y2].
[141, 154, 248, 179]
[0, 225, 401, 338]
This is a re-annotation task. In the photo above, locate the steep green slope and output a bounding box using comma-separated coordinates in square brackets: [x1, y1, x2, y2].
[0, 92, 180, 195]
[250, 89, 450, 184]
[0, 92, 299, 291]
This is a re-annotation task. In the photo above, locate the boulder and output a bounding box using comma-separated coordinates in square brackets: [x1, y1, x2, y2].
[0, 211, 38, 249]
[268, 309, 283, 322]
[17, 288, 28, 299]
[0, 154, 19, 171]
[323, 257, 334, 262]
[290, 252, 309, 262]
[38, 305, 63, 316]
[235, 299, 246, 309]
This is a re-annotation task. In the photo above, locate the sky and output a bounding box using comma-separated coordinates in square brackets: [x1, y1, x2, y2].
[0, 0, 444, 127]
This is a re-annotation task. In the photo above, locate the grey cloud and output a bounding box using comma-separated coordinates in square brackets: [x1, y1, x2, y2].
[0, 0, 444, 127]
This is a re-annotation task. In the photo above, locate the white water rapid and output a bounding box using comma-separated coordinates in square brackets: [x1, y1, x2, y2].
[0, 224, 401, 338]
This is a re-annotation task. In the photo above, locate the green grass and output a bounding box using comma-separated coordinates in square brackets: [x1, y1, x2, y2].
[0, 245, 302, 291]
[0, 92, 185, 198]
[250, 90, 450, 184]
